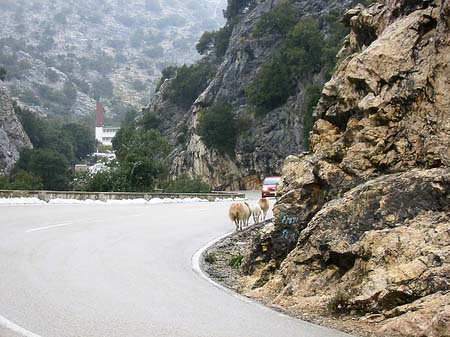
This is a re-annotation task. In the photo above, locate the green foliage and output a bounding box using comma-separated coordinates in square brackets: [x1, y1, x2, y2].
[140, 111, 160, 131]
[15, 105, 94, 165]
[0, 66, 6, 81]
[224, 0, 256, 19]
[196, 31, 216, 55]
[164, 174, 211, 193]
[246, 12, 350, 115]
[196, 21, 235, 58]
[176, 122, 188, 146]
[19, 90, 40, 105]
[321, 10, 350, 80]
[92, 77, 114, 100]
[60, 123, 95, 161]
[252, 2, 297, 37]
[14, 148, 70, 190]
[164, 63, 215, 110]
[229, 255, 244, 268]
[36, 83, 75, 109]
[302, 83, 322, 146]
[63, 81, 78, 103]
[327, 289, 351, 314]
[284, 18, 324, 76]
[245, 55, 291, 115]
[214, 24, 235, 58]
[197, 103, 238, 156]
[0, 170, 43, 190]
[45, 68, 59, 82]
[155, 66, 177, 92]
[79, 169, 128, 192]
[113, 123, 172, 192]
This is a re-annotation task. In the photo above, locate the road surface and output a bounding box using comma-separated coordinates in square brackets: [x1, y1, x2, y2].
[0, 194, 353, 337]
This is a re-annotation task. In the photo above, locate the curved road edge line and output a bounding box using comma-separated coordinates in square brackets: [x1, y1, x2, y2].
[191, 229, 291, 318]
[0, 315, 43, 337]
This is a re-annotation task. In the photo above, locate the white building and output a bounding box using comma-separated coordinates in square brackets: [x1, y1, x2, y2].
[95, 102, 120, 146]
[95, 126, 120, 146]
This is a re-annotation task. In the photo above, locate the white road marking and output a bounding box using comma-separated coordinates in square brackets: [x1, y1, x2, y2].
[25, 222, 72, 233]
[0, 314, 43, 337]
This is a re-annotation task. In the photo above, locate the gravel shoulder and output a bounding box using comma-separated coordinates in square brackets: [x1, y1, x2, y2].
[200, 221, 384, 337]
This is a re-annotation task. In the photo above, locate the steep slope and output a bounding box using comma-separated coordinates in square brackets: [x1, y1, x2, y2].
[146, 0, 357, 189]
[0, 0, 225, 120]
[235, 0, 450, 336]
[0, 84, 32, 175]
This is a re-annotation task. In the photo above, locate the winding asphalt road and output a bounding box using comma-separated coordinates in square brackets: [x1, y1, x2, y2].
[0, 194, 353, 337]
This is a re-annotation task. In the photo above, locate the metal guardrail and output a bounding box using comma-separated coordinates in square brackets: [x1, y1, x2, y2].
[0, 190, 246, 202]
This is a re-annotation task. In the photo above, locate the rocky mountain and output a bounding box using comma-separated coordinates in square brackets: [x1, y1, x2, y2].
[0, 0, 225, 122]
[234, 0, 450, 335]
[0, 83, 32, 175]
[146, 0, 359, 189]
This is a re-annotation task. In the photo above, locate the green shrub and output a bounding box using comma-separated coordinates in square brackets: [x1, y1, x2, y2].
[252, 2, 297, 37]
[155, 66, 177, 92]
[196, 23, 235, 58]
[45, 68, 59, 82]
[164, 63, 215, 110]
[0, 67, 6, 81]
[113, 127, 172, 192]
[197, 103, 238, 156]
[164, 174, 211, 193]
[8, 170, 44, 190]
[91, 77, 114, 100]
[14, 148, 70, 191]
[245, 55, 291, 115]
[229, 255, 244, 268]
[224, 0, 256, 19]
[140, 111, 160, 130]
[284, 18, 324, 77]
[176, 123, 188, 146]
[301, 83, 322, 147]
[327, 289, 351, 314]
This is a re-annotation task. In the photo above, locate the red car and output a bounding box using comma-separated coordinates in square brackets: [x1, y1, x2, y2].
[261, 176, 281, 198]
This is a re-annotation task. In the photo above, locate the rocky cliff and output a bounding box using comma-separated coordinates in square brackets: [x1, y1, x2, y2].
[236, 0, 450, 336]
[0, 0, 225, 120]
[147, 0, 356, 189]
[0, 84, 32, 175]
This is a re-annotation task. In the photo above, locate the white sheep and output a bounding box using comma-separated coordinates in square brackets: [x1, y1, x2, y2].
[229, 202, 252, 231]
[258, 198, 269, 220]
[251, 204, 262, 224]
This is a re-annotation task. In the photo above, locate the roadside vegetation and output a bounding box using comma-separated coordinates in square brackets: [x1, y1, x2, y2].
[1, 103, 95, 191]
[245, 5, 350, 131]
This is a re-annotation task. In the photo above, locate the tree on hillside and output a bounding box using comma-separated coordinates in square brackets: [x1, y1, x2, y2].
[224, 0, 256, 19]
[197, 103, 238, 156]
[284, 18, 324, 77]
[14, 148, 70, 191]
[0, 67, 6, 81]
[114, 129, 172, 191]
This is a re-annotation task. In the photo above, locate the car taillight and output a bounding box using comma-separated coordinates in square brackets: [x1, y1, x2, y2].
[262, 186, 269, 191]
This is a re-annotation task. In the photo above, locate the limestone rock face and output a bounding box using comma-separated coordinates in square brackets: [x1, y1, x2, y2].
[0, 84, 32, 175]
[239, 0, 450, 335]
[147, 0, 355, 189]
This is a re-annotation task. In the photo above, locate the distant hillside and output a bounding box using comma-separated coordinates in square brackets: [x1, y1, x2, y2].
[0, 0, 225, 123]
